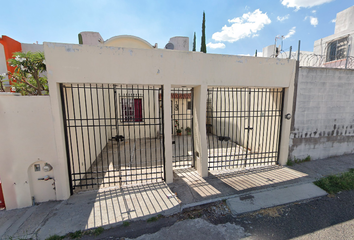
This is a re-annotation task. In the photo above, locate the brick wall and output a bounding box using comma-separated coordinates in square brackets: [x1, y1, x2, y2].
[290, 67, 354, 160]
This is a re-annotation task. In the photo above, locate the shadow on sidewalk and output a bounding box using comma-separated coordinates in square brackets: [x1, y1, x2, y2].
[169, 165, 310, 206]
[36, 181, 179, 239]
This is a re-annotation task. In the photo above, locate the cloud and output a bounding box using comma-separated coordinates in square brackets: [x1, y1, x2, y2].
[211, 9, 271, 43]
[206, 42, 226, 49]
[281, 0, 334, 10]
[277, 14, 290, 22]
[284, 27, 296, 39]
[304, 16, 319, 27]
[238, 54, 251, 56]
[331, 18, 336, 23]
[312, 10, 317, 13]
[310, 17, 318, 27]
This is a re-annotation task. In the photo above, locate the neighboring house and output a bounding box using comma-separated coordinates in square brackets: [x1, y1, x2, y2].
[0, 35, 43, 91]
[0, 33, 187, 92]
[261, 5, 354, 69]
[78, 31, 189, 51]
[313, 5, 354, 67]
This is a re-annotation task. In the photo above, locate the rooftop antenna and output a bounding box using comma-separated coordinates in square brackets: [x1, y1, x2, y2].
[274, 35, 284, 57]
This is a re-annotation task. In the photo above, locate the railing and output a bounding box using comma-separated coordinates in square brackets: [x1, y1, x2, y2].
[270, 52, 354, 69]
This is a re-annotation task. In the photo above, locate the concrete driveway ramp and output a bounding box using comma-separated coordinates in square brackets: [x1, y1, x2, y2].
[227, 183, 327, 215]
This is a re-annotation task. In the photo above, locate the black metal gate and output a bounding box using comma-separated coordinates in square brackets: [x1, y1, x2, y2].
[206, 87, 284, 170]
[60, 83, 165, 193]
[171, 88, 194, 168]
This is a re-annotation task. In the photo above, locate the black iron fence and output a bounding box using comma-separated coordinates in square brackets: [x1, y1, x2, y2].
[60, 83, 165, 193]
[206, 87, 284, 170]
[171, 88, 194, 168]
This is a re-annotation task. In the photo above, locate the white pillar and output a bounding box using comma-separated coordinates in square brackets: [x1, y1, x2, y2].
[163, 84, 173, 183]
[278, 64, 297, 165]
[47, 82, 71, 200]
[193, 85, 208, 177]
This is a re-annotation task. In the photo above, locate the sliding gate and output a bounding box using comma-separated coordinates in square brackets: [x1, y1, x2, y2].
[60, 83, 165, 193]
[206, 87, 284, 170]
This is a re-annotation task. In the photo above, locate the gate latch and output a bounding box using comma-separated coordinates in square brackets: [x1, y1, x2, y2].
[245, 127, 253, 131]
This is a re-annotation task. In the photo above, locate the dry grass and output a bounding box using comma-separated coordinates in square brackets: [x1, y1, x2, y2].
[250, 206, 285, 217]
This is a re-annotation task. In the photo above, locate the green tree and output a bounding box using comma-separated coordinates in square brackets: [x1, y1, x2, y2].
[193, 32, 196, 51]
[200, 12, 207, 53]
[0, 73, 9, 92]
[8, 51, 48, 95]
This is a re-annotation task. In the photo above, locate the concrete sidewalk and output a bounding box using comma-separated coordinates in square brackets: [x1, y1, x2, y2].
[169, 154, 354, 208]
[0, 154, 353, 239]
[226, 183, 327, 215]
[0, 182, 180, 240]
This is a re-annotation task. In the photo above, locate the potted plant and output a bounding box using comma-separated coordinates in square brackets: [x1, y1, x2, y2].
[177, 129, 182, 136]
[185, 127, 192, 135]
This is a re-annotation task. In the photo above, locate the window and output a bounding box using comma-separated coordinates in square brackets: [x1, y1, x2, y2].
[187, 101, 192, 110]
[121, 98, 143, 122]
[327, 37, 348, 62]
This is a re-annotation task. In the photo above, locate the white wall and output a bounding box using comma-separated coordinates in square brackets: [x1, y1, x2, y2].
[79, 32, 104, 46]
[21, 43, 43, 53]
[290, 67, 354, 160]
[43, 42, 296, 194]
[168, 37, 189, 51]
[334, 5, 354, 34]
[0, 96, 61, 209]
[44, 43, 295, 88]
[0, 44, 7, 76]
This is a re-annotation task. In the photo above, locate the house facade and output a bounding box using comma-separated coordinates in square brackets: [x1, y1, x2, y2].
[0, 36, 296, 209]
[313, 5, 354, 65]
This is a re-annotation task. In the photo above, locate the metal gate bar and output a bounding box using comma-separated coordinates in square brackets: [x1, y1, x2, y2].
[61, 83, 165, 193]
[171, 88, 194, 168]
[206, 87, 284, 170]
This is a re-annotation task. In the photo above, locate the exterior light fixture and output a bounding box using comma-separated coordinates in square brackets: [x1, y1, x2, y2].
[43, 163, 53, 172]
[285, 113, 291, 120]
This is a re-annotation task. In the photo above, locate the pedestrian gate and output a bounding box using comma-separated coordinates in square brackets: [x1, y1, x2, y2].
[60, 84, 165, 193]
[206, 88, 284, 170]
[171, 88, 194, 168]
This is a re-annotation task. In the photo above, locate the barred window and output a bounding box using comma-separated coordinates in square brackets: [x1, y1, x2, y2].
[327, 37, 348, 62]
[121, 98, 143, 122]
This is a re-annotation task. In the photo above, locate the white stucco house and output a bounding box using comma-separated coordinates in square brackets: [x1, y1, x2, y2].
[0, 30, 297, 210]
[261, 5, 354, 69]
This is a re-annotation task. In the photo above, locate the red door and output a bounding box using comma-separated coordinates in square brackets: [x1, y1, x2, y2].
[0, 181, 5, 209]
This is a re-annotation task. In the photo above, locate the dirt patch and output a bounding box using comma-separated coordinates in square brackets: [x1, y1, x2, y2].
[179, 201, 231, 221]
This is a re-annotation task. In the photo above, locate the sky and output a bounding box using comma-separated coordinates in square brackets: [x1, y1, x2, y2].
[1, 0, 353, 56]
